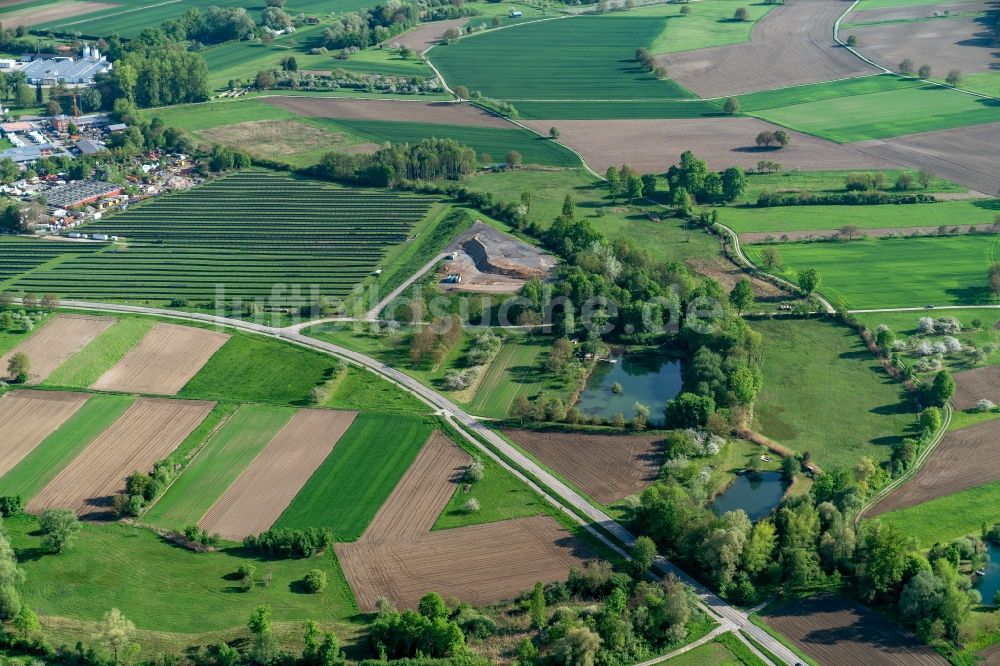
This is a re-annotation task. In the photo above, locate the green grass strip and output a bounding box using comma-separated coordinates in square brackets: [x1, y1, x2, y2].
[142, 404, 296, 531]
[739, 628, 785, 666]
[273, 413, 435, 540]
[716, 631, 769, 666]
[43, 317, 153, 388]
[0, 394, 135, 501]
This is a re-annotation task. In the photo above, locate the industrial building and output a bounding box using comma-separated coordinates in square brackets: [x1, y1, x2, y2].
[16, 46, 112, 86]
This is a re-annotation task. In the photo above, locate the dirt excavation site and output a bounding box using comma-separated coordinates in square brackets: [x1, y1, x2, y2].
[441, 221, 558, 293]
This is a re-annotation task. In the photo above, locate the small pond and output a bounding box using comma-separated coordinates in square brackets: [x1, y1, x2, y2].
[975, 542, 1000, 607]
[712, 470, 788, 522]
[574, 350, 683, 427]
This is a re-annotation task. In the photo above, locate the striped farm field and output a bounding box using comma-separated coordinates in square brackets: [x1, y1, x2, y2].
[464, 339, 568, 418]
[9, 170, 436, 305]
[273, 413, 434, 540]
[43, 317, 154, 388]
[0, 393, 135, 502]
[142, 405, 296, 531]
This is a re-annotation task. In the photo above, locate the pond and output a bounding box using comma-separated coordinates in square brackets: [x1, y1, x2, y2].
[573, 350, 683, 427]
[712, 470, 788, 522]
[975, 542, 1000, 607]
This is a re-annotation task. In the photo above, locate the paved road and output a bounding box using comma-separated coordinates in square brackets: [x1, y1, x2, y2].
[53, 299, 797, 665]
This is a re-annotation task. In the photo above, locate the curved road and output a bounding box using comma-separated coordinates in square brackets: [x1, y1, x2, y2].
[52, 299, 798, 666]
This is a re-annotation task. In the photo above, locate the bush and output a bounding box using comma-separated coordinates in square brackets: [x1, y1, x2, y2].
[0, 496, 23, 517]
[464, 458, 485, 483]
[243, 527, 334, 558]
[756, 191, 936, 207]
[302, 569, 327, 593]
[463, 498, 480, 514]
[976, 399, 996, 412]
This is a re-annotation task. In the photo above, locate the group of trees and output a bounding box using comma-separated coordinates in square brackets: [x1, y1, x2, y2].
[410, 315, 464, 365]
[897, 58, 963, 86]
[112, 461, 175, 518]
[664, 151, 748, 207]
[754, 130, 790, 149]
[604, 165, 649, 203]
[243, 527, 335, 558]
[311, 137, 477, 186]
[321, 2, 422, 50]
[635, 47, 668, 79]
[99, 45, 209, 108]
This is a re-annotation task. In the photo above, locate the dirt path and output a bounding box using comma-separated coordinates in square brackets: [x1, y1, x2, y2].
[198, 409, 357, 540]
[524, 117, 895, 175]
[0, 314, 114, 384]
[0, 390, 89, 478]
[657, 0, 879, 97]
[91, 323, 229, 395]
[28, 398, 215, 519]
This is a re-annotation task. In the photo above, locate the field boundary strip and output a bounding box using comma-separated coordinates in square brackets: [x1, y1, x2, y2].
[45, 0, 181, 29]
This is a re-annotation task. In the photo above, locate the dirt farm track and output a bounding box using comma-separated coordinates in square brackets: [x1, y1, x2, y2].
[869, 418, 1000, 516]
[763, 594, 948, 665]
[657, 0, 878, 97]
[337, 432, 593, 611]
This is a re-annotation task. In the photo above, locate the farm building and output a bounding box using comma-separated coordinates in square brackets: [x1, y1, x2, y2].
[75, 138, 106, 156]
[42, 180, 122, 209]
[18, 47, 111, 86]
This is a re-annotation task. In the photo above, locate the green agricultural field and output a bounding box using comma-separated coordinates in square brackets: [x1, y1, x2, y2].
[750, 318, 915, 469]
[326, 47, 435, 78]
[429, 15, 694, 102]
[748, 234, 1000, 309]
[736, 74, 922, 112]
[943, 72, 1000, 99]
[877, 479, 1000, 545]
[745, 80, 1000, 142]
[323, 365, 430, 414]
[43, 317, 153, 388]
[433, 443, 549, 529]
[466, 339, 569, 418]
[142, 405, 296, 531]
[5, 517, 357, 634]
[145, 99, 299, 133]
[723, 200, 998, 234]
[0, 394, 134, 501]
[274, 414, 434, 539]
[735, 170, 964, 204]
[10, 170, 437, 305]
[512, 98, 723, 120]
[661, 636, 747, 666]
[203, 26, 331, 90]
[179, 332, 341, 405]
[640, 0, 777, 54]
[326, 118, 581, 167]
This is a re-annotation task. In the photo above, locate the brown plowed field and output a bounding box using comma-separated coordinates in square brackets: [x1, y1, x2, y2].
[0, 314, 114, 384]
[337, 431, 593, 611]
[869, 419, 1000, 516]
[261, 96, 511, 128]
[505, 429, 664, 504]
[656, 0, 878, 97]
[849, 2, 999, 75]
[385, 18, 468, 51]
[28, 398, 215, 519]
[522, 118, 894, 175]
[198, 409, 358, 540]
[91, 323, 229, 395]
[339, 516, 592, 610]
[855, 122, 1000, 196]
[364, 431, 468, 542]
[1, 0, 116, 27]
[763, 594, 949, 665]
[952, 365, 1000, 410]
[686, 257, 788, 300]
[0, 390, 89, 479]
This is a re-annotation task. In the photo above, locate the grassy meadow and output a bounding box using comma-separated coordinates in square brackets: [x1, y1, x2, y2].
[750, 318, 915, 469]
[877, 479, 1000, 545]
[143, 405, 296, 531]
[748, 234, 1000, 309]
[273, 414, 434, 539]
[734, 169, 965, 204]
[641, 0, 777, 54]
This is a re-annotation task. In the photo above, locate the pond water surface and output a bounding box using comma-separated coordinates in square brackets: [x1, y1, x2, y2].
[712, 470, 788, 522]
[975, 542, 1000, 606]
[574, 351, 683, 426]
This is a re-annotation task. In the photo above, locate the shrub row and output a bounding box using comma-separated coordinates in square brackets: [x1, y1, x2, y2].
[756, 191, 937, 207]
